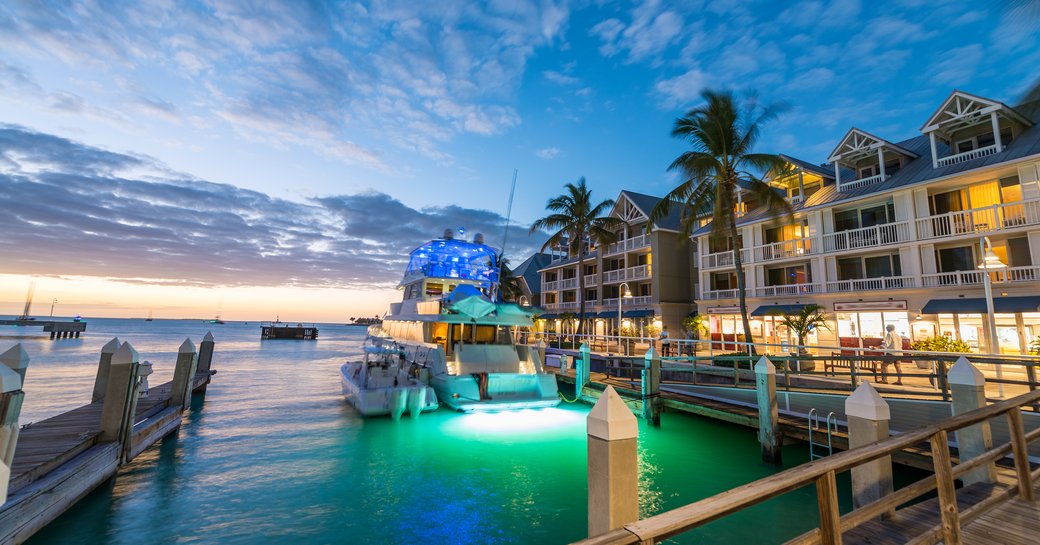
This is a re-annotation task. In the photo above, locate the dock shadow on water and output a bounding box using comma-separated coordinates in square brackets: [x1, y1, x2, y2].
[11, 319, 923, 544]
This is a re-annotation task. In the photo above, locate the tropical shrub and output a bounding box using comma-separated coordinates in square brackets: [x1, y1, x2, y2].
[910, 336, 972, 353]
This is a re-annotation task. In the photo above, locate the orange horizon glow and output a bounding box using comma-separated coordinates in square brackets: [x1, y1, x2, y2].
[0, 274, 398, 322]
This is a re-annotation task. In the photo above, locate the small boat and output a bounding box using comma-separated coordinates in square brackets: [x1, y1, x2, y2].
[340, 334, 439, 419]
[210, 315, 225, 325]
[145, 310, 153, 322]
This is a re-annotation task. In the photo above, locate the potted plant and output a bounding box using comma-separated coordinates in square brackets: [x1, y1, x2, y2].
[777, 304, 830, 372]
[910, 336, 971, 369]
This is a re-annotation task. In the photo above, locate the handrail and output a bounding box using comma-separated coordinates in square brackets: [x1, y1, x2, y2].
[574, 387, 1040, 545]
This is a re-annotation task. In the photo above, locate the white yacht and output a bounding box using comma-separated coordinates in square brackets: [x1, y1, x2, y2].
[340, 331, 439, 419]
[348, 229, 559, 413]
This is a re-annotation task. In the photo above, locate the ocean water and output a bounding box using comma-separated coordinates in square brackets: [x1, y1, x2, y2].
[3, 318, 853, 544]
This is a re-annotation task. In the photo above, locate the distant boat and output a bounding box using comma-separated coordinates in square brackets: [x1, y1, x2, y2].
[210, 315, 225, 325]
[145, 310, 153, 322]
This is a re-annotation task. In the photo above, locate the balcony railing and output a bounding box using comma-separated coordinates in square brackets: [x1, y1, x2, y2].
[825, 276, 917, 292]
[921, 265, 1040, 287]
[937, 144, 999, 167]
[915, 199, 1040, 239]
[754, 283, 822, 297]
[821, 221, 911, 252]
[701, 248, 750, 269]
[753, 238, 817, 262]
[602, 265, 652, 283]
[601, 296, 653, 307]
[603, 269, 625, 283]
[837, 173, 885, 192]
[584, 274, 597, 287]
[701, 288, 738, 300]
[604, 233, 651, 255]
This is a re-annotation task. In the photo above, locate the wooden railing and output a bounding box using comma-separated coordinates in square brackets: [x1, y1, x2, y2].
[937, 143, 999, 167]
[576, 388, 1040, 545]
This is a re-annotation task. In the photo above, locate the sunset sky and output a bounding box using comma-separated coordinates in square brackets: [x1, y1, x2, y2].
[1, 1, 1037, 321]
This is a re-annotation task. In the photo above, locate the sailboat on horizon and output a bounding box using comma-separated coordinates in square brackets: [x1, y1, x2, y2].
[145, 310, 153, 322]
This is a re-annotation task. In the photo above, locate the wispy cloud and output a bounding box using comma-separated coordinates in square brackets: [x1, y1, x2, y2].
[536, 147, 561, 159]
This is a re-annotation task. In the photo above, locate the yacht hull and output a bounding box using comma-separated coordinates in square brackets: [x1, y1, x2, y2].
[431, 373, 560, 412]
[340, 363, 439, 418]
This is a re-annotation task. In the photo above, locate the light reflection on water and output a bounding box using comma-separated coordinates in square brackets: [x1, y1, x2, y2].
[5, 318, 835, 544]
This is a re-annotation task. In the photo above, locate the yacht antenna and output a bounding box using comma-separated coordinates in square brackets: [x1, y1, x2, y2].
[495, 169, 518, 302]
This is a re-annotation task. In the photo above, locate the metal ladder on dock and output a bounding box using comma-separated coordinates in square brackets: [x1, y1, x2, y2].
[808, 408, 837, 460]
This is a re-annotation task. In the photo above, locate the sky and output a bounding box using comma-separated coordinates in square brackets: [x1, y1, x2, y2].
[1, 0, 1038, 321]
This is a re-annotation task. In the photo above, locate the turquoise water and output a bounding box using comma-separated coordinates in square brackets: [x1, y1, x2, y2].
[4, 319, 862, 544]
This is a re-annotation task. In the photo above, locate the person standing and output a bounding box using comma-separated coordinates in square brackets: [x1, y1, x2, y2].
[660, 326, 671, 357]
[881, 324, 903, 385]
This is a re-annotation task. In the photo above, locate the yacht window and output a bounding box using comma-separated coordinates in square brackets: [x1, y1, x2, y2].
[425, 283, 443, 296]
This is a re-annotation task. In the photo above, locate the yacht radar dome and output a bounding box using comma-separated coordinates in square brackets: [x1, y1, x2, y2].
[474, 233, 484, 245]
[443, 228, 454, 240]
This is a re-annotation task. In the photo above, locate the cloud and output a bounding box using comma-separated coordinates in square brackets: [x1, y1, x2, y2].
[927, 45, 983, 86]
[589, 1, 685, 63]
[543, 70, 580, 86]
[654, 69, 708, 108]
[536, 147, 561, 159]
[0, 125, 546, 288]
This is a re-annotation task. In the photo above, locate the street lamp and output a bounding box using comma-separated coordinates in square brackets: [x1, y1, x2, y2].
[978, 236, 1007, 396]
[618, 282, 632, 355]
[518, 295, 529, 307]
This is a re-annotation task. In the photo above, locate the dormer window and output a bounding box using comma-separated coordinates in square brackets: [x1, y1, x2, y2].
[828, 128, 918, 192]
[766, 155, 835, 204]
[921, 91, 1031, 168]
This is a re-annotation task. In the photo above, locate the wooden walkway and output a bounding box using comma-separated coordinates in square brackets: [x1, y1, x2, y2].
[8, 372, 211, 496]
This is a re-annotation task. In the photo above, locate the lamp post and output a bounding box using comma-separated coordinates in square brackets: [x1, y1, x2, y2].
[518, 295, 529, 307]
[50, 298, 57, 318]
[618, 282, 632, 355]
[978, 236, 1007, 397]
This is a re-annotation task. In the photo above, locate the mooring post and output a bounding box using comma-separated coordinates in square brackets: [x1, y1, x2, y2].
[0, 344, 28, 502]
[99, 343, 142, 461]
[578, 342, 591, 392]
[587, 385, 639, 537]
[642, 347, 661, 425]
[171, 338, 198, 410]
[196, 332, 215, 392]
[846, 381, 894, 511]
[755, 356, 781, 464]
[91, 337, 121, 403]
[949, 356, 996, 485]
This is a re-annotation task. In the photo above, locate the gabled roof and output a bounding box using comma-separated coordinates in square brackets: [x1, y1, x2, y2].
[777, 154, 834, 179]
[827, 127, 917, 164]
[537, 251, 599, 272]
[921, 90, 1033, 134]
[616, 190, 684, 231]
[512, 253, 551, 293]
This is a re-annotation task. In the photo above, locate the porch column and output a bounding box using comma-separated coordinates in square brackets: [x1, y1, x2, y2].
[991, 112, 1003, 150]
[833, 161, 841, 187]
[878, 147, 886, 179]
[929, 132, 939, 168]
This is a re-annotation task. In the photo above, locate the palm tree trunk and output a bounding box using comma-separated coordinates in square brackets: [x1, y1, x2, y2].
[730, 215, 755, 356]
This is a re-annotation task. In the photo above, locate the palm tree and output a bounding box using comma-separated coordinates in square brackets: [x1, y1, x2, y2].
[649, 89, 792, 355]
[777, 305, 830, 352]
[531, 178, 622, 338]
[496, 255, 524, 302]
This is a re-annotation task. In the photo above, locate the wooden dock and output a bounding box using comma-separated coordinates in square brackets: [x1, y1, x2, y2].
[0, 320, 87, 340]
[0, 333, 217, 544]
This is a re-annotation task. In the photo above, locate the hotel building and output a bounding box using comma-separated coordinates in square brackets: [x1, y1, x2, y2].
[696, 90, 1040, 355]
[537, 191, 696, 336]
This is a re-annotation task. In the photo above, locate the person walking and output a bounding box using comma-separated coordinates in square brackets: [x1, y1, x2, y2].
[881, 324, 903, 385]
[660, 326, 671, 357]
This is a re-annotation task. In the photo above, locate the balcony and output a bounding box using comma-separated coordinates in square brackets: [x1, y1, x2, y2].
[701, 288, 738, 300]
[921, 266, 1040, 288]
[936, 144, 999, 167]
[825, 276, 917, 292]
[837, 173, 886, 192]
[602, 295, 653, 307]
[915, 199, 1040, 240]
[602, 265, 652, 283]
[584, 274, 598, 287]
[821, 221, 911, 252]
[701, 248, 751, 269]
[754, 283, 822, 297]
[753, 238, 818, 262]
[604, 233, 651, 255]
[544, 301, 579, 311]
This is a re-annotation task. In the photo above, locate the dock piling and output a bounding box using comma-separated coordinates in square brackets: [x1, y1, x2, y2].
[587, 385, 638, 537]
[577, 343, 591, 394]
[0, 345, 27, 504]
[171, 338, 198, 410]
[0, 345, 30, 385]
[642, 348, 661, 425]
[845, 381, 894, 511]
[196, 332, 215, 392]
[948, 356, 996, 485]
[755, 356, 781, 464]
[91, 337, 121, 403]
[99, 343, 142, 462]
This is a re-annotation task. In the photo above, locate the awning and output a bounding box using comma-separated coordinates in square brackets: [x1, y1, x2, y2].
[751, 304, 806, 317]
[922, 296, 1040, 314]
[596, 311, 619, 319]
[623, 309, 655, 318]
[537, 313, 558, 320]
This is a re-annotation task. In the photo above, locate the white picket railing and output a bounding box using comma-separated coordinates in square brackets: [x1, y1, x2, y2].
[837, 173, 885, 192]
[604, 233, 651, 255]
[825, 275, 917, 292]
[584, 274, 597, 287]
[922, 266, 1040, 287]
[915, 199, 1040, 239]
[701, 288, 738, 300]
[754, 283, 822, 297]
[701, 248, 750, 269]
[937, 144, 999, 167]
[753, 238, 818, 262]
[822, 221, 911, 252]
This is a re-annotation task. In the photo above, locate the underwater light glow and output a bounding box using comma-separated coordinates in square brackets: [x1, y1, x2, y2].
[443, 408, 586, 437]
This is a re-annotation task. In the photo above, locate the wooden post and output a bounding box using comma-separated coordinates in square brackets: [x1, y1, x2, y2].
[1007, 408, 1034, 502]
[0, 345, 30, 385]
[816, 470, 842, 545]
[756, 356, 781, 464]
[197, 332, 215, 373]
[642, 347, 661, 425]
[170, 338, 198, 410]
[91, 337, 121, 403]
[930, 430, 962, 545]
[948, 356, 995, 485]
[99, 342, 142, 462]
[587, 386, 639, 537]
[137, 361, 153, 398]
[845, 381, 894, 511]
[0, 345, 26, 504]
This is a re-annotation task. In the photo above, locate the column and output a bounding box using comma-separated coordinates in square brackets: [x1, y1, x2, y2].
[587, 386, 639, 537]
[171, 338, 199, 409]
[845, 381, 894, 510]
[948, 357, 996, 485]
[756, 356, 781, 464]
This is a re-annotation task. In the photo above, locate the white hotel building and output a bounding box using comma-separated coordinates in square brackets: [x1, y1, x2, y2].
[696, 91, 1040, 355]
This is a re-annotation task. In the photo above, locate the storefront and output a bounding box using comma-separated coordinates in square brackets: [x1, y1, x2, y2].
[834, 301, 911, 351]
[923, 297, 1040, 354]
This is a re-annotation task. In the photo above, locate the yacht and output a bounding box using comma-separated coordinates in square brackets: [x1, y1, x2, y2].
[342, 229, 558, 413]
[341, 331, 439, 419]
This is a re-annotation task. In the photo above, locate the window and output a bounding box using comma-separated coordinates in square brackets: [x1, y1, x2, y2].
[638, 284, 652, 297]
[584, 264, 597, 275]
[837, 258, 863, 280]
[545, 272, 558, 282]
[930, 190, 965, 215]
[833, 202, 895, 232]
[635, 253, 650, 266]
[585, 289, 598, 301]
[1000, 176, 1022, 203]
[1008, 237, 1032, 268]
[711, 272, 737, 290]
[937, 246, 975, 272]
[766, 265, 809, 286]
[562, 268, 576, 279]
[858, 164, 878, 179]
[836, 255, 901, 280]
[884, 157, 902, 176]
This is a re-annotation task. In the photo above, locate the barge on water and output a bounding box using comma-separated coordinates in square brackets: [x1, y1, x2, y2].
[260, 322, 319, 340]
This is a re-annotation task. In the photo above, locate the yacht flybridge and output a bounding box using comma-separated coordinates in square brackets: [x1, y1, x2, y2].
[340, 229, 559, 415]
